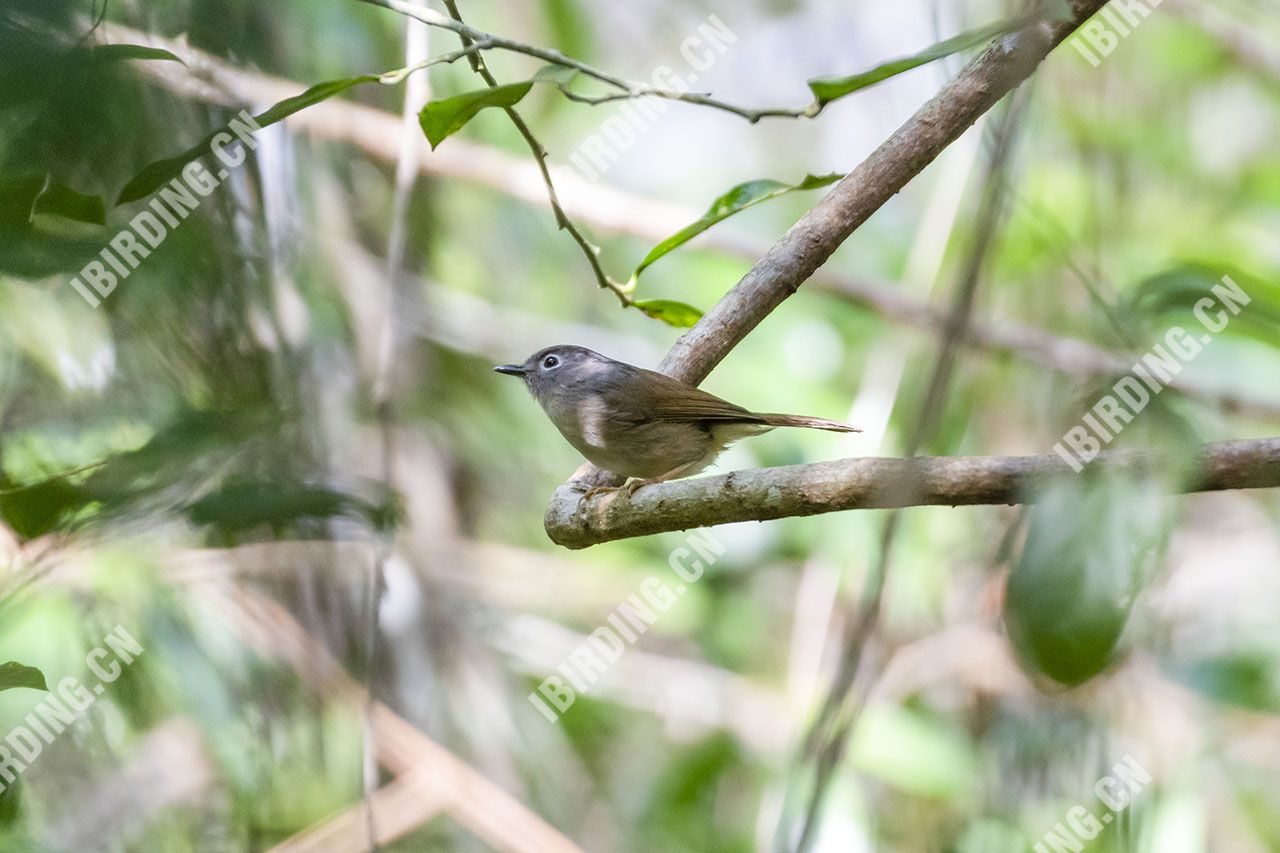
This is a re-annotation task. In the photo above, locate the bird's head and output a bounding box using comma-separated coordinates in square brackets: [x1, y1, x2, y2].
[493, 345, 613, 395]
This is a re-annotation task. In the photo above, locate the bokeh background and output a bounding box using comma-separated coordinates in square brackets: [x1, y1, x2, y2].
[1, 0, 1279, 850]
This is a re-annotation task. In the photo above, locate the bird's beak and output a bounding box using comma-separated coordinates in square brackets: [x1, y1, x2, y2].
[493, 364, 528, 377]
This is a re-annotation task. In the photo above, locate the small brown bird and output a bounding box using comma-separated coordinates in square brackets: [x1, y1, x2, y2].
[495, 345, 859, 496]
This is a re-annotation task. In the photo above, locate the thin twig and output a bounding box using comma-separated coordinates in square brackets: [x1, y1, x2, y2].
[353, 0, 816, 122]
[375, 39, 494, 85]
[437, 0, 633, 306]
[0, 459, 108, 495]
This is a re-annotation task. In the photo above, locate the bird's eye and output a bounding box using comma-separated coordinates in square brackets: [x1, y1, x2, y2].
[541, 355, 560, 370]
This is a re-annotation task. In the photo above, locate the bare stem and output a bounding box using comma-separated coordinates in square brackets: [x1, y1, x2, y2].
[353, 0, 816, 122]
[437, 0, 632, 306]
[376, 39, 492, 85]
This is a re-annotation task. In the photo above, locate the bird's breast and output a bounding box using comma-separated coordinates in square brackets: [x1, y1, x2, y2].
[539, 389, 716, 479]
[575, 395, 610, 449]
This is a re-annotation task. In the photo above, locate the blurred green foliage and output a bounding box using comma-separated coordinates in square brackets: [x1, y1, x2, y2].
[1005, 473, 1169, 685]
[0, 0, 1276, 849]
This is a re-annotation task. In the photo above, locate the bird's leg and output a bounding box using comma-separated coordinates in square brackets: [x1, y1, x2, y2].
[620, 478, 647, 499]
[579, 460, 703, 512]
[579, 474, 667, 509]
[621, 460, 704, 499]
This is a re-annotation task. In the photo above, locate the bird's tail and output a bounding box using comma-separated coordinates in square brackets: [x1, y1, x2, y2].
[755, 413, 861, 433]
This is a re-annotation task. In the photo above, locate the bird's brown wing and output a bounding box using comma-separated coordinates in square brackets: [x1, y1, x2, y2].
[616, 366, 765, 424]
[610, 365, 860, 433]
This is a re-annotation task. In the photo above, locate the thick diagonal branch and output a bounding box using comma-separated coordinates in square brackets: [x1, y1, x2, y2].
[545, 438, 1280, 549]
[659, 1, 1109, 384]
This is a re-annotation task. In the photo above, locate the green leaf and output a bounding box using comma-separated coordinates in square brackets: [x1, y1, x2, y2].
[1170, 652, 1280, 713]
[533, 64, 579, 87]
[633, 299, 704, 328]
[851, 705, 978, 800]
[807, 17, 1025, 107]
[0, 662, 48, 693]
[0, 176, 104, 227]
[0, 229, 103, 277]
[33, 182, 105, 225]
[0, 177, 47, 228]
[0, 777, 22, 827]
[632, 173, 842, 280]
[81, 408, 277, 508]
[1126, 265, 1280, 348]
[0, 475, 88, 540]
[1004, 473, 1169, 685]
[642, 733, 749, 845]
[92, 44, 185, 65]
[117, 145, 221, 206]
[254, 76, 381, 126]
[117, 75, 380, 204]
[418, 81, 535, 149]
[185, 480, 392, 533]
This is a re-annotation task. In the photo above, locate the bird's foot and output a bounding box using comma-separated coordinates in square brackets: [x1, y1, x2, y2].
[621, 477, 654, 499]
[574, 479, 655, 521]
[574, 483, 623, 524]
[579, 484, 621, 503]
[577, 478, 648, 509]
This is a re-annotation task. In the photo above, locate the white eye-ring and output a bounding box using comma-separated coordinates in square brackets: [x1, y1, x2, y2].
[541, 354, 561, 370]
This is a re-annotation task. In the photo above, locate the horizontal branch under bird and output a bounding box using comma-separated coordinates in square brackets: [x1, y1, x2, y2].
[543, 438, 1280, 549]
